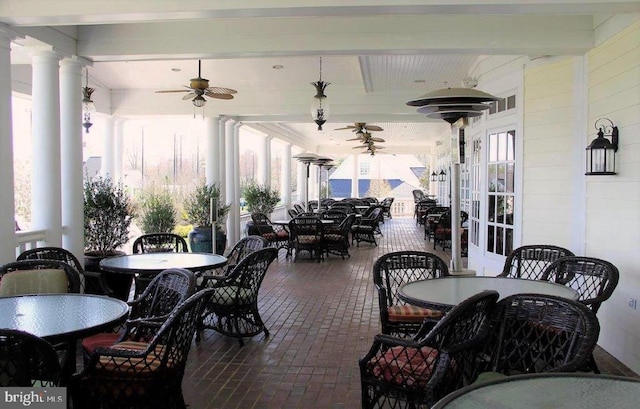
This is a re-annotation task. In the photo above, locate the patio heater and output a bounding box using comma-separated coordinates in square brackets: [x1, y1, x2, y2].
[313, 156, 334, 212]
[407, 87, 498, 273]
[293, 152, 319, 212]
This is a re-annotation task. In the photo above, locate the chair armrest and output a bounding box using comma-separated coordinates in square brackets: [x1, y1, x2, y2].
[81, 270, 114, 296]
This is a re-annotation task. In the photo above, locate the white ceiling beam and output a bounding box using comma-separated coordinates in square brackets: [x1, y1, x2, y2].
[77, 15, 595, 61]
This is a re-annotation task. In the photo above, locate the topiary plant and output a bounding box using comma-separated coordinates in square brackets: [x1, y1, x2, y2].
[84, 176, 134, 256]
[139, 189, 176, 233]
[243, 182, 280, 215]
[184, 182, 230, 227]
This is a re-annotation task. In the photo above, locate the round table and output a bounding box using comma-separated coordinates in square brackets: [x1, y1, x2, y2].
[0, 293, 128, 343]
[100, 252, 228, 276]
[272, 219, 335, 225]
[432, 373, 640, 409]
[399, 276, 578, 309]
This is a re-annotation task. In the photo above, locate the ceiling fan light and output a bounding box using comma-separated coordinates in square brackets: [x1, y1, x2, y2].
[192, 95, 206, 107]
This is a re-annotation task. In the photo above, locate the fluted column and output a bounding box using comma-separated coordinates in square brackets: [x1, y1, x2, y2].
[351, 154, 359, 198]
[224, 118, 236, 242]
[113, 118, 125, 183]
[296, 161, 305, 206]
[0, 25, 21, 263]
[205, 116, 220, 185]
[232, 122, 242, 243]
[281, 143, 292, 210]
[101, 116, 115, 179]
[258, 134, 272, 187]
[219, 117, 228, 204]
[60, 57, 85, 260]
[30, 49, 63, 246]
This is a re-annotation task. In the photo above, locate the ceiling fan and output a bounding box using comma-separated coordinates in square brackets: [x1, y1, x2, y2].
[335, 122, 384, 133]
[155, 60, 237, 107]
[352, 139, 385, 156]
[346, 131, 385, 143]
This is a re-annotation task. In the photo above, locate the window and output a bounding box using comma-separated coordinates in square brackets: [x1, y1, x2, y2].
[486, 130, 515, 256]
[470, 139, 482, 247]
[359, 161, 370, 176]
[487, 94, 516, 116]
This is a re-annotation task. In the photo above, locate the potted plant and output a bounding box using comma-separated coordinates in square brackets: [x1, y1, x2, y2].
[138, 188, 176, 233]
[184, 182, 230, 255]
[83, 175, 135, 301]
[243, 182, 280, 235]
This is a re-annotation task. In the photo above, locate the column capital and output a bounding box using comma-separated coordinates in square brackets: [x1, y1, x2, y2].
[28, 47, 64, 63]
[233, 121, 243, 130]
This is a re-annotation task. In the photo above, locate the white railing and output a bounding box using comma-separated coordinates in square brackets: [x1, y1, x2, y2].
[391, 199, 415, 217]
[15, 229, 48, 257]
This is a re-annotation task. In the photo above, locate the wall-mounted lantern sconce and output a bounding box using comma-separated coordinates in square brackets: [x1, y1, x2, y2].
[586, 118, 619, 175]
[438, 169, 447, 182]
[429, 171, 437, 182]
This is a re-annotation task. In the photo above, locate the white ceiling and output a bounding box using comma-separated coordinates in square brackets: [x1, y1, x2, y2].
[3, 1, 639, 155]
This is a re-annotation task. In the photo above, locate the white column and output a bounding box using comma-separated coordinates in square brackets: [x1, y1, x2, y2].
[233, 122, 242, 243]
[0, 25, 20, 263]
[30, 49, 63, 246]
[113, 118, 125, 183]
[205, 116, 220, 185]
[224, 118, 235, 243]
[258, 134, 271, 187]
[351, 154, 359, 198]
[296, 161, 305, 206]
[219, 117, 228, 204]
[281, 143, 292, 210]
[309, 165, 318, 204]
[101, 116, 115, 179]
[60, 58, 85, 260]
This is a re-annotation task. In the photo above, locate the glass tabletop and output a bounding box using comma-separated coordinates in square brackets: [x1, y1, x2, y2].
[100, 252, 227, 275]
[0, 293, 129, 342]
[432, 373, 640, 409]
[399, 276, 578, 309]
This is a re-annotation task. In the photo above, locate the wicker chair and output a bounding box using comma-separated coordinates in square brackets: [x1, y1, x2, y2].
[287, 208, 299, 219]
[470, 294, 600, 383]
[293, 204, 305, 213]
[351, 207, 383, 246]
[359, 291, 499, 409]
[71, 288, 212, 409]
[324, 214, 357, 259]
[541, 256, 619, 373]
[373, 251, 450, 339]
[498, 245, 575, 280]
[18, 246, 112, 296]
[380, 197, 394, 220]
[423, 206, 448, 241]
[212, 235, 269, 278]
[198, 248, 278, 346]
[132, 233, 190, 297]
[81, 268, 196, 362]
[433, 211, 468, 251]
[0, 329, 62, 387]
[289, 216, 324, 262]
[251, 212, 290, 255]
[0, 259, 81, 296]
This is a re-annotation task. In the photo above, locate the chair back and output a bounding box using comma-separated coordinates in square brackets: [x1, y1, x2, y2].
[498, 245, 575, 280]
[132, 233, 189, 254]
[541, 256, 619, 314]
[323, 209, 348, 224]
[222, 235, 269, 274]
[251, 212, 274, 234]
[0, 259, 81, 296]
[212, 248, 278, 305]
[373, 251, 450, 310]
[287, 208, 299, 219]
[130, 268, 196, 325]
[412, 189, 425, 202]
[293, 204, 304, 213]
[331, 202, 356, 214]
[0, 329, 61, 386]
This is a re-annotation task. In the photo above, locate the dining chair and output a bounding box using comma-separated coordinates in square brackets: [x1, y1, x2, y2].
[289, 216, 324, 262]
[0, 329, 62, 387]
[359, 291, 499, 409]
[324, 213, 356, 259]
[498, 244, 575, 280]
[433, 210, 469, 251]
[81, 268, 196, 362]
[251, 212, 290, 255]
[132, 232, 189, 296]
[351, 207, 383, 246]
[373, 251, 450, 339]
[71, 288, 212, 409]
[0, 259, 81, 296]
[422, 205, 448, 240]
[470, 293, 600, 383]
[380, 197, 394, 220]
[541, 256, 619, 373]
[197, 235, 269, 285]
[198, 248, 278, 346]
[17, 246, 113, 296]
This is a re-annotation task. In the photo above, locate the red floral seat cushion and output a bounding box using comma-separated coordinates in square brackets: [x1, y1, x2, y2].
[369, 346, 441, 388]
[387, 304, 445, 322]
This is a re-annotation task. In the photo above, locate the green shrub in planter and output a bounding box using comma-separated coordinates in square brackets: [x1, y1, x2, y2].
[243, 182, 280, 215]
[139, 189, 176, 233]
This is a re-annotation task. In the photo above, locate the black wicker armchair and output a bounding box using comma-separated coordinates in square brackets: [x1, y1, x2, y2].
[18, 246, 112, 295]
[0, 329, 62, 387]
[0, 259, 81, 296]
[433, 210, 468, 251]
[498, 245, 575, 280]
[470, 293, 600, 382]
[351, 207, 383, 246]
[71, 288, 212, 409]
[359, 291, 499, 409]
[541, 256, 619, 373]
[82, 268, 196, 361]
[373, 251, 450, 339]
[251, 212, 290, 255]
[198, 248, 278, 346]
[132, 233, 190, 296]
[324, 214, 356, 259]
[289, 216, 324, 262]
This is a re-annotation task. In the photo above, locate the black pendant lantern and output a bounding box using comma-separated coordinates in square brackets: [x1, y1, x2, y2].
[586, 118, 619, 175]
[310, 57, 330, 130]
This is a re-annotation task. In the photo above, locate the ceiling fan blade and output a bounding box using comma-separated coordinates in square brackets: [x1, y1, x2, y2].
[364, 125, 384, 131]
[368, 137, 385, 142]
[182, 93, 196, 100]
[334, 126, 356, 130]
[205, 92, 234, 100]
[206, 87, 237, 95]
[156, 89, 191, 93]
